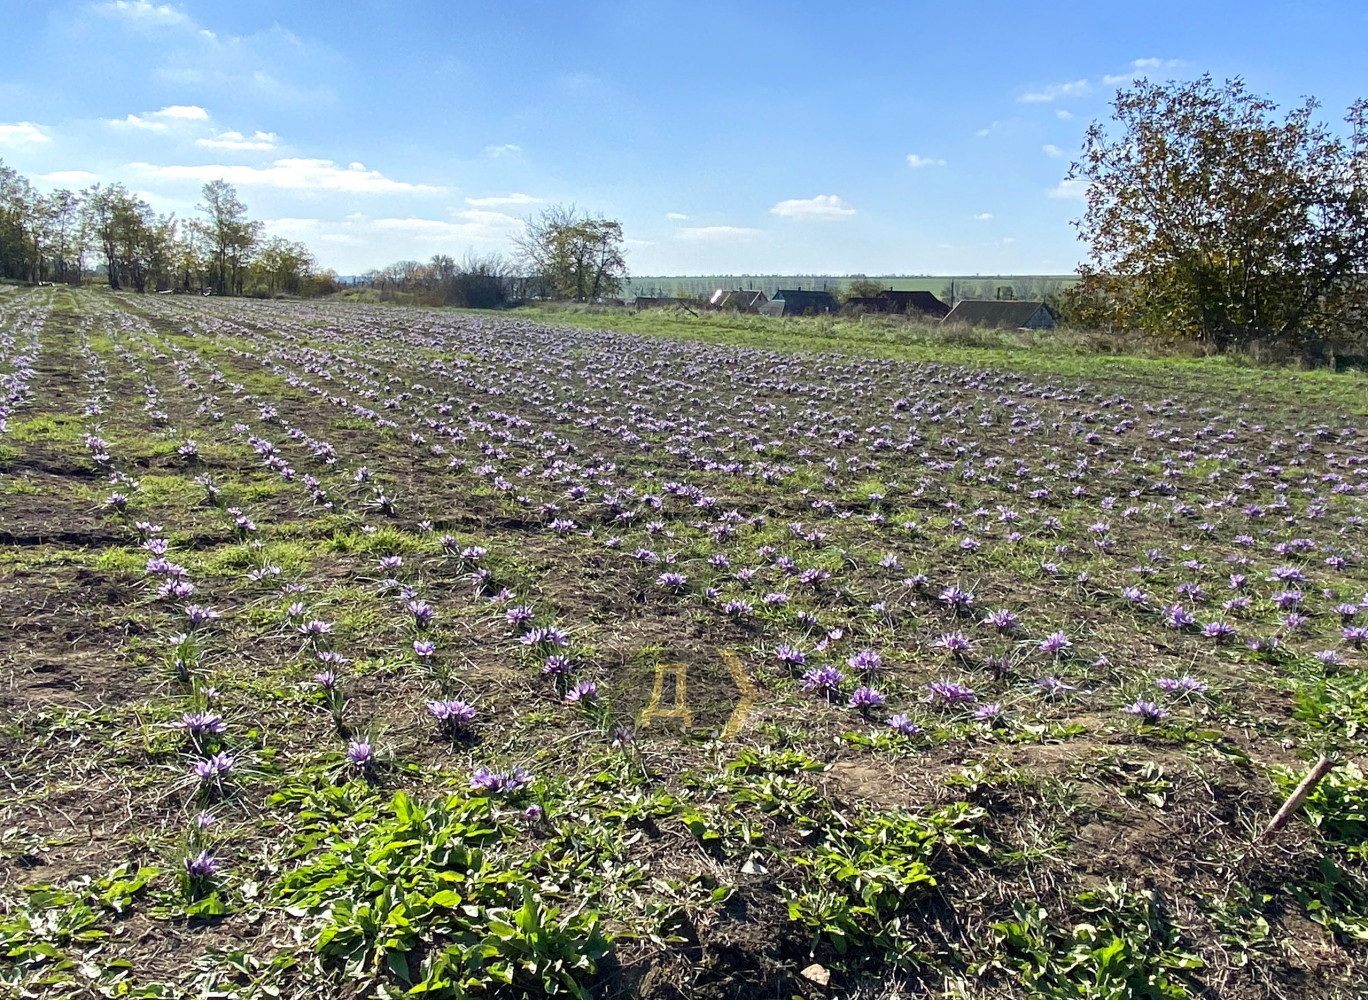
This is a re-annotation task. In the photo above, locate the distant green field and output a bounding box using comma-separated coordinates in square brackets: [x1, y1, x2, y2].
[624, 273, 1080, 299]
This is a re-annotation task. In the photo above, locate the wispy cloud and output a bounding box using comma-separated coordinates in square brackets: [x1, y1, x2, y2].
[769, 194, 855, 221]
[0, 122, 51, 144]
[463, 193, 539, 207]
[1043, 144, 1064, 157]
[665, 212, 688, 220]
[1020, 79, 1090, 103]
[483, 143, 521, 158]
[973, 212, 993, 220]
[130, 157, 440, 194]
[95, 0, 189, 26]
[1048, 178, 1089, 199]
[906, 153, 945, 168]
[674, 226, 762, 242]
[197, 130, 279, 151]
[113, 105, 210, 130]
[1055, 109, 1074, 120]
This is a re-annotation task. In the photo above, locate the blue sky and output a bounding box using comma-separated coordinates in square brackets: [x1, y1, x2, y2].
[1, 0, 1365, 276]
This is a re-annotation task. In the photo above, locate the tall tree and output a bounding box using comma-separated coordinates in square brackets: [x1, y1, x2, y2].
[194, 180, 260, 296]
[513, 204, 627, 301]
[1070, 75, 1368, 348]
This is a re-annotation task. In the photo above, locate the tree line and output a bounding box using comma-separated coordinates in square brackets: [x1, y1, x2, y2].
[0, 164, 326, 296]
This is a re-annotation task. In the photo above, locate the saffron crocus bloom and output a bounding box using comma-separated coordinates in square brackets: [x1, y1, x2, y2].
[983, 609, 1020, 632]
[184, 850, 220, 880]
[378, 555, 403, 573]
[925, 680, 977, 706]
[192, 752, 234, 780]
[848, 686, 885, 711]
[427, 699, 476, 726]
[1201, 621, 1237, 642]
[506, 605, 535, 628]
[406, 600, 436, 628]
[185, 605, 220, 626]
[413, 639, 436, 659]
[542, 655, 574, 675]
[194, 811, 216, 830]
[1156, 675, 1209, 695]
[801, 666, 845, 694]
[300, 619, 332, 638]
[564, 680, 598, 704]
[847, 649, 882, 672]
[1123, 700, 1169, 723]
[973, 703, 1003, 722]
[935, 632, 973, 655]
[776, 645, 805, 667]
[1036, 676, 1074, 698]
[887, 714, 920, 736]
[469, 767, 504, 793]
[656, 571, 688, 591]
[722, 599, 754, 616]
[1039, 632, 1071, 655]
[346, 740, 373, 769]
[939, 585, 975, 610]
[177, 712, 227, 738]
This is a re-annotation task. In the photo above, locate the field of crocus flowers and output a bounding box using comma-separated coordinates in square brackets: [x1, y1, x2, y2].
[2, 285, 1368, 999]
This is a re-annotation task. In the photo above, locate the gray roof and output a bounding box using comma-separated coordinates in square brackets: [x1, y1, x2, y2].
[761, 289, 838, 315]
[942, 299, 1052, 328]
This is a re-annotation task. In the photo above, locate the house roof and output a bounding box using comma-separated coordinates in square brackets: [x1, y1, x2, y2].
[709, 289, 768, 309]
[877, 290, 950, 316]
[942, 299, 1050, 328]
[770, 289, 838, 311]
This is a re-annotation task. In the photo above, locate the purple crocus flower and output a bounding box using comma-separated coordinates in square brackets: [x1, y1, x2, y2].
[848, 686, 885, 711]
[1156, 675, 1209, 695]
[656, 571, 688, 591]
[346, 740, 373, 769]
[983, 609, 1020, 632]
[1201, 621, 1236, 642]
[1039, 632, 1071, 655]
[925, 680, 977, 706]
[1123, 700, 1170, 723]
[427, 699, 476, 726]
[192, 752, 234, 780]
[801, 666, 845, 695]
[406, 600, 435, 628]
[847, 649, 882, 672]
[184, 850, 220, 879]
[887, 713, 920, 736]
[177, 712, 227, 738]
[413, 639, 436, 659]
[935, 632, 974, 655]
[564, 680, 598, 704]
[973, 703, 1003, 722]
[776, 645, 806, 667]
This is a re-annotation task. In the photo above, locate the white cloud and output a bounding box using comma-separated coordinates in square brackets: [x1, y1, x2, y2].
[1049, 178, 1090, 200]
[113, 105, 211, 130]
[38, 170, 99, 185]
[769, 194, 855, 221]
[463, 193, 539, 207]
[1056, 109, 1074, 120]
[1102, 73, 1133, 85]
[1001, 237, 1016, 245]
[906, 153, 945, 168]
[1021, 79, 1090, 103]
[483, 144, 521, 158]
[129, 157, 440, 194]
[156, 104, 209, 120]
[1043, 144, 1064, 157]
[0, 122, 51, 144]
[96, 1, 189, 26]
[973, 212, 993, 221]
[674, 226, 762, 242]
[197, 130, 279, 150]
[665, 212, 689, 220]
